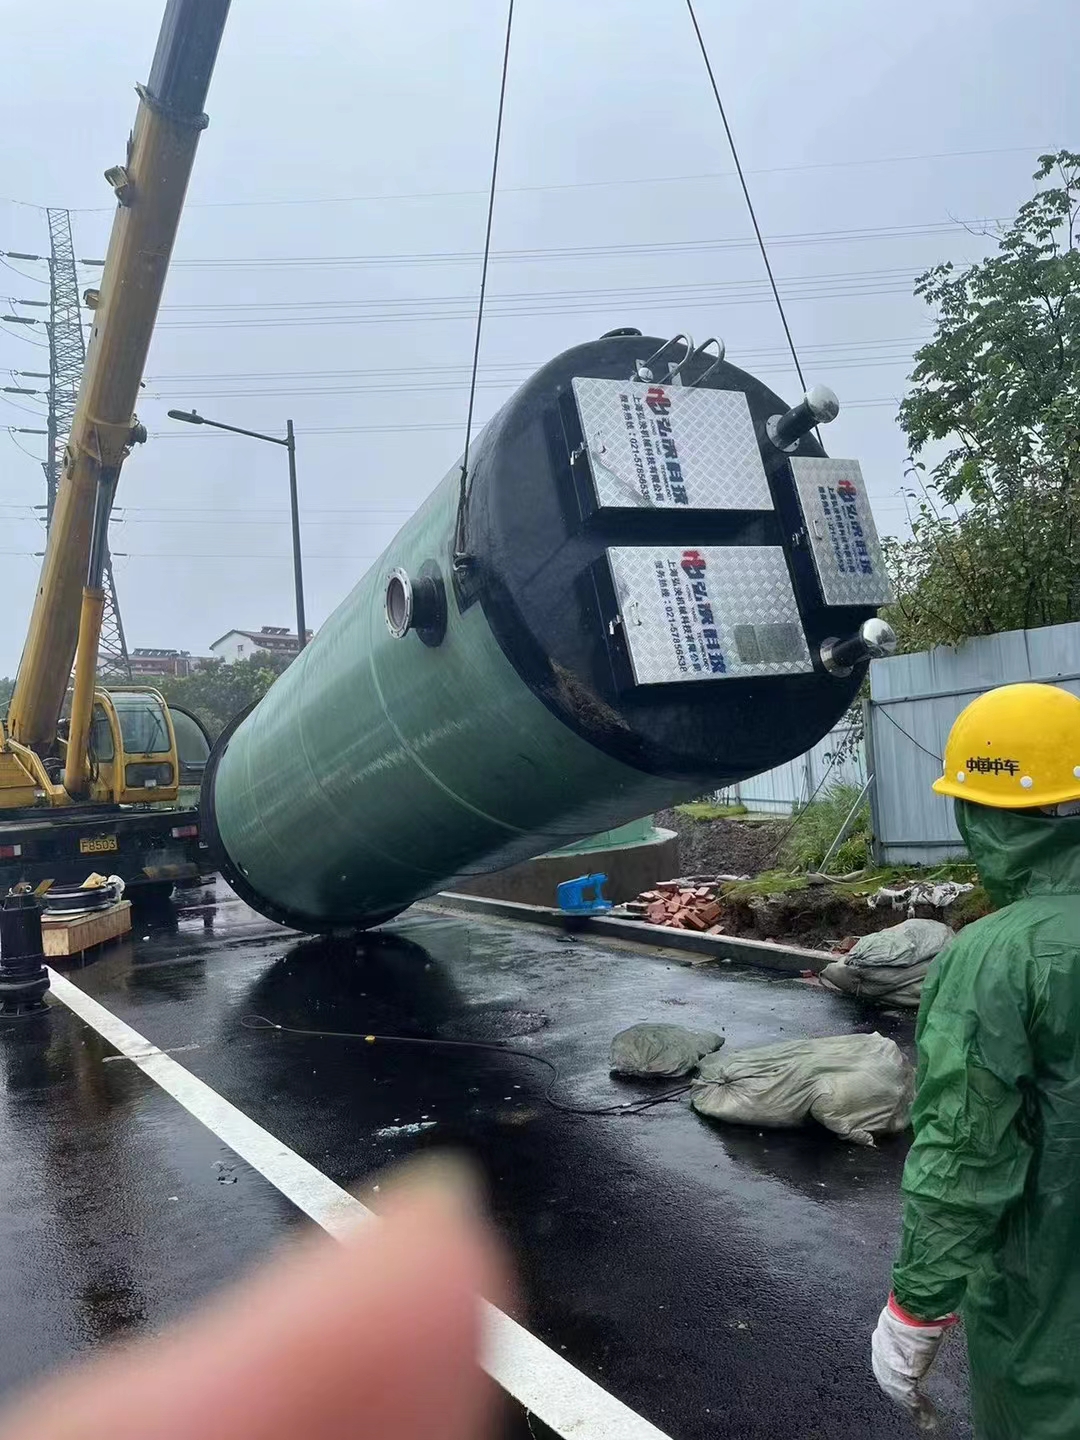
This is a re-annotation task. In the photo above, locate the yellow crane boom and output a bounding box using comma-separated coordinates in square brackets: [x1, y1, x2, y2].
[7, 0, 231, 792]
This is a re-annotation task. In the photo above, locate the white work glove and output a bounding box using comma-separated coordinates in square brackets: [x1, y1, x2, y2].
[871, 1294, 957, 1431]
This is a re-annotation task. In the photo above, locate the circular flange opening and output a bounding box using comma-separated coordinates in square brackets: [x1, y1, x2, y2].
[385, 569, 413, 638]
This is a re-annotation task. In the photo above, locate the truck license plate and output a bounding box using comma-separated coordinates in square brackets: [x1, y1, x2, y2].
[79, 835, 118, 855]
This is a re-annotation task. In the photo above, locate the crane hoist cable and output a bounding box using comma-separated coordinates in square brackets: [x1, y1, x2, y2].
[453, 0, 516, 571]
[684, 0, 811, 401]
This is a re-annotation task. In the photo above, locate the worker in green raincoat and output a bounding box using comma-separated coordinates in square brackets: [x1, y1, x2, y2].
[872, 682, 1080, 1437]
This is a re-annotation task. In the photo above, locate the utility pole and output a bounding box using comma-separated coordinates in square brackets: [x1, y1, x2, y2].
[43, 209, 130, 679]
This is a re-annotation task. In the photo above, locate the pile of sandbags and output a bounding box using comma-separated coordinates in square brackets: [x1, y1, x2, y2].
[819, 918, 953, 1008]
[610, 1023, 723, 1078]
[691, 1032, 914, 1146]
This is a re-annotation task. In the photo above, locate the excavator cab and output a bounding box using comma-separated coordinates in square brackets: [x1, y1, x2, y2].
[87, 687, 180, 804]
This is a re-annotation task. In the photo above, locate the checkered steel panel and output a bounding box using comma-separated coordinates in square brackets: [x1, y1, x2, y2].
[572, 378, 772, 510]
[607, 545, 812, 686]
[790, 457, 892, 607]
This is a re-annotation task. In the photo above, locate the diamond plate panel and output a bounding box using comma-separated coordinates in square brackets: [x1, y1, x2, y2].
[790, 457, 892, 607]
[572, 378, 772, 510]
[607, 545, 812, 685]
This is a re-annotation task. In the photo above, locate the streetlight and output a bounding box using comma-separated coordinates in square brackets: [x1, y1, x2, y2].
[167, 409, 306, 652]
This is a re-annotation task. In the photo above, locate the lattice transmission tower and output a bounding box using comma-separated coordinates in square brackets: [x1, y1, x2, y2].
[44, 208, 130, 679]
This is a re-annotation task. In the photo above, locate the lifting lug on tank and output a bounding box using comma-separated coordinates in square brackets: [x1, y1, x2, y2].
[767, 385, 840, 452]
[820, 618, 897, 677]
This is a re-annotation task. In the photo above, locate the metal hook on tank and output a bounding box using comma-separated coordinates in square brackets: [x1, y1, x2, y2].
[685, 338, 726, 387]
[632, 334, 693, 383]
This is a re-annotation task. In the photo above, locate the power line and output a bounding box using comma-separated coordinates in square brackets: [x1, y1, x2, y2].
[0, 550, 382, 561]
[0, 392, 47, 417]
[139, 355, 918, 403]
[145, 398, 901, 443]
[154, 265, 925, 312]
[0, 320, 48, 347]
[0, 256, 47, 285]
[163, 217, 1004, 271]
[121, 503, 417, 515]
[5, 430, 44, 463]
[4, 142, 1042, 213]
[140, 334, 932, 386]
[149, 281, 927, 333]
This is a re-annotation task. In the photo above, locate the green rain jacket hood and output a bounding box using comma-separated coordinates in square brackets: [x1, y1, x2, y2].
[892, 799, 1080, 1440]
[956, 801, 1080, 907]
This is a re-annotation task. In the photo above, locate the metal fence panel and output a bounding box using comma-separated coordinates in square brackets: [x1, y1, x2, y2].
[868, 622, 1080, 864]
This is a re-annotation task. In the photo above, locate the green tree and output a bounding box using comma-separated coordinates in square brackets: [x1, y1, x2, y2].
[886, 150, 1080, 650]
[154, 654, 293, 738]
[0, 677, 13, 716]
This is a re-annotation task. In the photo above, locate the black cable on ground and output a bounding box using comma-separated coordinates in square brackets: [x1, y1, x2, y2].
[453, 0, 515, 569]
[240, 1015, 693, 1118]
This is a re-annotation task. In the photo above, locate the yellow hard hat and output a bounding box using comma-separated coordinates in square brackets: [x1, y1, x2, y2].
[933, 682, 1080, 809]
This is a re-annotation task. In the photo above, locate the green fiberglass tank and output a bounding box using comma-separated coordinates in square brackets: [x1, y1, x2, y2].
[201, 331, 894, 932]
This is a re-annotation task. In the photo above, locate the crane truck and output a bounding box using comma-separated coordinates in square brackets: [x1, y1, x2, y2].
[0, 0, 231, 898]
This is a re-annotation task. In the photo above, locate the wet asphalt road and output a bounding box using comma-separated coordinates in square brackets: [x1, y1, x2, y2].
[0, 882, 972, 1438]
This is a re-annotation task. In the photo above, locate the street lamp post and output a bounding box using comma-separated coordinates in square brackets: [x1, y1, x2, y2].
[168, 409, 306, 652]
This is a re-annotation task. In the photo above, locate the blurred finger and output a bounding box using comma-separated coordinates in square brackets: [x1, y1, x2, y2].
[0, 1157, 508, 1440]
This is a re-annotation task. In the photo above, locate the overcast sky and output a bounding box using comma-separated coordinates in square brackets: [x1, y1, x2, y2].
[0, 0, 1075, 676]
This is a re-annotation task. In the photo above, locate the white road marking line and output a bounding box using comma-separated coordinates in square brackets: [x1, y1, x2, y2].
[48, 969, 673, 1440]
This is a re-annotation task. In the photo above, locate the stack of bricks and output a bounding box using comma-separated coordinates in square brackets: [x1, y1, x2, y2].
[624, 879, 725, 933]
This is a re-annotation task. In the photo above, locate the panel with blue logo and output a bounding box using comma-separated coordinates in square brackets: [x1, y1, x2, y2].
[605, 545, 812, 686]
[571, 377, 773, 512]
[789, 457, 892, 608]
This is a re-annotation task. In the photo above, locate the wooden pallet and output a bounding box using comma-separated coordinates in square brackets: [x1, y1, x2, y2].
[41, 900, 132, 958]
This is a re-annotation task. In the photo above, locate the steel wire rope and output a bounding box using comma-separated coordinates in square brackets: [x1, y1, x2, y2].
[752, 745, 851, 868]
[749, 711, 942, 873]
[685, 0, 808, 397]
[876, 704, 943, 763]
[453, 0, 515, 570]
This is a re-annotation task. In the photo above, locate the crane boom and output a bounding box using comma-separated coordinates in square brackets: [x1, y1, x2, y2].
[7, 0, 231, 757]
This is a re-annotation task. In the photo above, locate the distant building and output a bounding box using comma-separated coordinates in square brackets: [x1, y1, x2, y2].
[127, 648, 208, 679]
[209, 625, 312, 665]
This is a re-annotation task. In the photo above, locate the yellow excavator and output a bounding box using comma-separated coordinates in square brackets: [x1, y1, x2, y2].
[0, 0, 231, 896]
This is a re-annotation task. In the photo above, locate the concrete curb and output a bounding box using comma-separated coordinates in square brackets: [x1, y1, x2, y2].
[423, 892, 831, 975]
